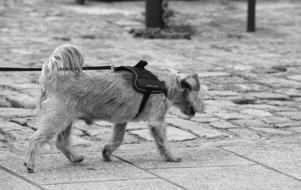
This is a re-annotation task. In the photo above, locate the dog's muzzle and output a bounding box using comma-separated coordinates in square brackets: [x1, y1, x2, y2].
[185, 106, 196, 117]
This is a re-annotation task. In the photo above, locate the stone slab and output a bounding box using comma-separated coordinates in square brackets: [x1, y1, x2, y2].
[149, 165, 301, 190]
[223, 142, 301, 179]
[0, 153, 153, 185]
[231, 119, 269, 128]
[44, 178, 181, 190]
[276, 111, 301, 120]
[197, 72, 231, 78]
[249, 92, 290, 100]
[209, 121, 240, 129]
[166, 118, 228, 139]
[0, 170, 41, 190]
[213, 113, 252, 120]
[0, 108, 35, 118]
[115, 146, 251, 169]
[128, 126, 197, 141]
[287, 75, 301, 81]
[240, 109, 273, 117]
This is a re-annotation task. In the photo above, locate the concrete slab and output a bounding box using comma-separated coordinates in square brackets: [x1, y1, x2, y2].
[43, 178, 181, 190]
[149, 165, 301, 190]
[115, 146, 251, 169]
[0, 152, 153, 185]
[128, 126, 197, 141]
[0, 170, 41, 190]
[222, 141, 301, 180]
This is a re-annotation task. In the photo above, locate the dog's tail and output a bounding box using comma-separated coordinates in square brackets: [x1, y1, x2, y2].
[46, 44, 84, 76]
[38, 44, 84, 108]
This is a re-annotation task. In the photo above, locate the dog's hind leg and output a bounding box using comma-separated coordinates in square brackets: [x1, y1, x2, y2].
[102, 123, 127, 161]
[149, 121, 181, 162]
[56, 123, 84, 164]
[24, 119, 58, 173]
[24, 104, 74, 173]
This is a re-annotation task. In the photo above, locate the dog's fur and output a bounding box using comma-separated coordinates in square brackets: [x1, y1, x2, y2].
[24, 44, 206, 173]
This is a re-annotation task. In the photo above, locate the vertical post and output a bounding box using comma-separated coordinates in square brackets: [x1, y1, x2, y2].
[145, 0, 164, 28]
[247, 0, 256, 32]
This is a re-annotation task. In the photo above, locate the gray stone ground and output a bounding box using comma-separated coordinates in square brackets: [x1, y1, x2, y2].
[1, 0, 301, 189]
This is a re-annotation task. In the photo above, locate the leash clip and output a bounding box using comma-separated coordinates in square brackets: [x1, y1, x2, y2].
[110, 65, 116, 71]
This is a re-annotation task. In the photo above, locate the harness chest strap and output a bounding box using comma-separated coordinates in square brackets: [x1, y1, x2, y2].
[114, 60, 167, 119]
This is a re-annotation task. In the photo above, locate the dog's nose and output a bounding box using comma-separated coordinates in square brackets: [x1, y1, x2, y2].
[189, 107, 196, 116]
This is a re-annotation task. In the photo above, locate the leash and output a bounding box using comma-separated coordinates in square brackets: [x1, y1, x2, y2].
[0, 66, 115, 72]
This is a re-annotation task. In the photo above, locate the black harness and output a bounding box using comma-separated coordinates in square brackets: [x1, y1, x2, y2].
[114, 60, 167, 119]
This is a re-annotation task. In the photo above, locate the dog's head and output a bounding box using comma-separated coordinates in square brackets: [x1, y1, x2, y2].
[173, 74, 206, 117]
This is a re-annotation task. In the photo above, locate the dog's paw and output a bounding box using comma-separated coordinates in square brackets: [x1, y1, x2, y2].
[71, 155, 84, 163]
[165, 157, 182, 162]
[102, 148, 112, 162]
[24, 162, 35, 173]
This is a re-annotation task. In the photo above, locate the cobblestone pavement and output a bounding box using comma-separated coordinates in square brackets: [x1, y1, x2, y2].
[1, 0, 301, 189]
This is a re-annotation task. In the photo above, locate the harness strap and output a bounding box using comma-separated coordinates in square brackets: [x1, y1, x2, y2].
[134, 91, 151, 119]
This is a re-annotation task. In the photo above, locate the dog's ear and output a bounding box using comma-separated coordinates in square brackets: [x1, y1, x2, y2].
[179, 74, 200, 91]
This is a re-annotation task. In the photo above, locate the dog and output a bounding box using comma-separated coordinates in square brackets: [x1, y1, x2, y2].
[24, 44, 206, 173]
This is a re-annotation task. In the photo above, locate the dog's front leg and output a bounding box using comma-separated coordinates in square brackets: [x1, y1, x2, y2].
[149, 121, 181, 162]
[102, 122, 127, 161]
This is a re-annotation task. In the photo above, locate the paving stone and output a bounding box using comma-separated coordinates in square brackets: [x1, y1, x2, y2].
[116, 146, 251, 169]
[209, 121, 240, 129]
[94, 121, 112, 127]
[274, 88, 301, 97]
[252, 127, 294, 136]
[0, 153, 154, 185]
[287, 75, 301, 81]
[167, 107, 189, 118]
[240, 104, 289, 112]
[276, 111, 301, 120]
[0, 108, 35, 118]
[249, 92, 290, 100]
[257, 77, 301, 89]
[87, 127, 111, 137]
[166, 118, 228, 139]
[214, 113, 252, 120]
[260, 117, 301, 129]
[0, 120, 28, 133]
[224, 142, 301, 179]
[72, 135, 93, 148]
[129, 126, 197, 141]
[44, 178, 182, 190]
[190, 113, 220, 123]
[227, 128, 261, 139]
[1, 89, 37, 109]
[240, 109, 273, 117]
[197, 72, 231, 78]
[0, 170, 41, 190]
[9, 117, 38, 130]
[289, 127, 301, 134]
[262, 100, 300, 108]
[207, 90, 240, 97]
[231, 119, 269, 128]
[204, 100, 237, 114]
[273, 122, 301, 128]
[126, 122, 148, 130]
[150, 165, 301, 190]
